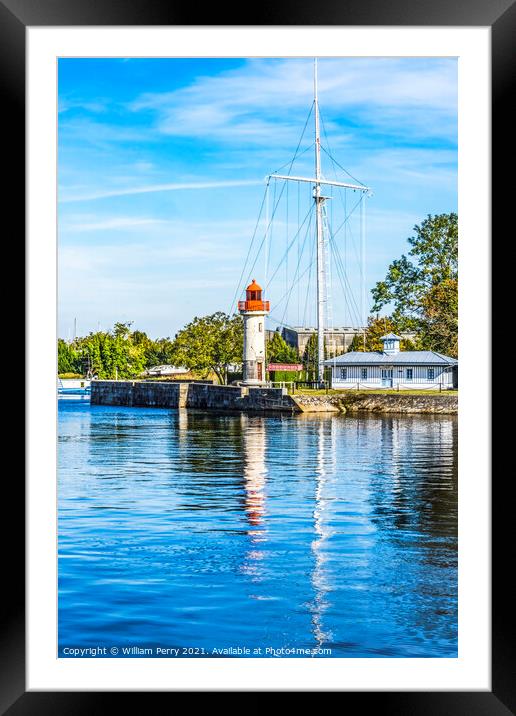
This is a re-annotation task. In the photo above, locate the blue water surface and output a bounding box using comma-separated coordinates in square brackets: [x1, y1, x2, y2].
[58, 401, 457, 658]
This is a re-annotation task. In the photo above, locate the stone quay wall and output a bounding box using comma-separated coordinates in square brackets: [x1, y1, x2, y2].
[90, 380, 184, 408]
[91, 382, 457, 414]
[185, 383, 296, 412]
[293, 392, 458, 414]
[91, 381, 297, 412]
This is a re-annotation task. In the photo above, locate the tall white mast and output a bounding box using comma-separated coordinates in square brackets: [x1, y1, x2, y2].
[314, 58, 326, 384]
[267, 59, 371, 384]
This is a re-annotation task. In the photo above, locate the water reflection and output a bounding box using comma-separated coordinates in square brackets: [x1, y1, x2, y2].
[240, 416, 268, 587]
[370, 415, 458, 541]
[241, 415, 267, 536]
[309, 419, 335, 647]
[59, 401, 458, 657]
[171, 411, 246, 514]
[368, 415, 458, 649]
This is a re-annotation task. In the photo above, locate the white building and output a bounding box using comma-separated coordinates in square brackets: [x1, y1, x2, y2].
[324, 333, 457, 390]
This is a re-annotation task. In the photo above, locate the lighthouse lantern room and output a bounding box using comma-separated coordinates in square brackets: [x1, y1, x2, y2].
[238, 279, 270, 385]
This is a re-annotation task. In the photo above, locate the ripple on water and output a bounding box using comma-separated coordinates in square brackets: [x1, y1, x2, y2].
[58, 401, 457, 658]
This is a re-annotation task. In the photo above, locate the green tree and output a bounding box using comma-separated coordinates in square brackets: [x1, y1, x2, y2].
[302, 333, 318, 376]
[371, 213, 458, 355]
[419, 277, 458, 358]
[113, 321, 133, 339]
[266, 330, 299, 364]
[348, 316, 417, 352]
[81, 333, 103, 377]
[57, 339, 81, 374]
[142, 336, 176, 367]
[302, 332, 338, 370]
[110, 324, 146, 378]
[73, 322, 146, 379]
[170, 312, 243, 385]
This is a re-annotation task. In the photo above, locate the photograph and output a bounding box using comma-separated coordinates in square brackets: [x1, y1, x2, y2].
[57, 55, 459, 660]
[0, 0, 506, 702]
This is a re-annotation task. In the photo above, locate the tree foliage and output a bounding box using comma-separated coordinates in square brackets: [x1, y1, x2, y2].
[348, 316, 416, 353]
[419, 277, 458, 357]
[302, 333, 318, 372]
[58, 322, 175, 379]
[302, 333, 338, 374]
[75, 323, 146, 379]
[58, 338, 82, 374]
[170, 312, 243, 385]
[266, 330, 299, 364]
[371, 213, 458, 356]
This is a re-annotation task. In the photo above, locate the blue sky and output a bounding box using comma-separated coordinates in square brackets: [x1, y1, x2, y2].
[58, 57, 457, 339]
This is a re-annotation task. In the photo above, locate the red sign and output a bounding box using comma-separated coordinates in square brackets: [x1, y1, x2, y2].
[267, 363, 303, 372]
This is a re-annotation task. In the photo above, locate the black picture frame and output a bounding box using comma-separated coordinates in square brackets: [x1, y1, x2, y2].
[7, 0, 510, 710]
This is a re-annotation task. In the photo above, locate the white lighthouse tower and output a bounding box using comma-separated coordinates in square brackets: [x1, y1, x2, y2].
[238, 279, 269, 385]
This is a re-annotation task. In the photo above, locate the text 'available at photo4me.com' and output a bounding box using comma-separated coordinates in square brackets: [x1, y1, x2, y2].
[60, 645, 333, 658]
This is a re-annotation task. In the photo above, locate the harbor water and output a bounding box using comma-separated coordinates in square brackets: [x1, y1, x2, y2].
[58, 400, 457, 658]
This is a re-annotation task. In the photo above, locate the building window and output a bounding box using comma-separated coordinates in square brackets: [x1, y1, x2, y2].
[361, 368, 367, 380]
[406, 368, 413, 380]
[340, 368, 347, 380]
[258, 323, 263, 332]
[427, 368, 435, 380]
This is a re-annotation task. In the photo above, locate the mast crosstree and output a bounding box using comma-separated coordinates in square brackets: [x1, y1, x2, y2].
[267, 59, 371, 384]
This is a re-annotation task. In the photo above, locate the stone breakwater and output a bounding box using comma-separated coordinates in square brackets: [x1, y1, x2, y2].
[91, 381, 296, 412]
[293, 392, 458, 414]
[91, 382, 457, 414]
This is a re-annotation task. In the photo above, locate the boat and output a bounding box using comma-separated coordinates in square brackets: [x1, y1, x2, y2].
[57, 378, 91, 397]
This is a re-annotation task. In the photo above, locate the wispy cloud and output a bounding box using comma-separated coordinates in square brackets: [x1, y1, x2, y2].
[60, 217, 165, 232]
[59, 241, 243, 270]
[129, 58, 457, 145]
[59, 97, 108, 114]
[60, 178, 263, 203]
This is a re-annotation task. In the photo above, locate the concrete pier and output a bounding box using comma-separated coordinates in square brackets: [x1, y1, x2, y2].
[91, 381, 297, 412]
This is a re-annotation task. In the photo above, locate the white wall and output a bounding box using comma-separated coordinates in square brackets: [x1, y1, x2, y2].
[242, 311, 267, 383]
[330, 364, 455, 390]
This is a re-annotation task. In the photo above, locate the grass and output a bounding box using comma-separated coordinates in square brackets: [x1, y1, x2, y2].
[293, 388, 458, 396]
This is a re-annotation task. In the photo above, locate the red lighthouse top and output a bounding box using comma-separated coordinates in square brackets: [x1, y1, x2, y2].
[238, 279, 270, 313]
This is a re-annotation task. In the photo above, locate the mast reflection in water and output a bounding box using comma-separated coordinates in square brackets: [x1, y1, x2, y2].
[58, 401, 457, 658]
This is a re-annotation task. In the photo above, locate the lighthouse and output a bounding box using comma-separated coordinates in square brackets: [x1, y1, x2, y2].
[238, 279, 270, 385]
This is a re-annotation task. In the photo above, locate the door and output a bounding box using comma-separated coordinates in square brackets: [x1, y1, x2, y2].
[381, 369, 393, 387]
[257, 362, 263, 381]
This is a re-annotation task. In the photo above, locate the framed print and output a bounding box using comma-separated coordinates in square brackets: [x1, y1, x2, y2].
[5, 0, 512, 709]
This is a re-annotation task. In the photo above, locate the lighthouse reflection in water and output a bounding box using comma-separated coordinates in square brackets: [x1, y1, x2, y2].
[58, 401, 458, 658]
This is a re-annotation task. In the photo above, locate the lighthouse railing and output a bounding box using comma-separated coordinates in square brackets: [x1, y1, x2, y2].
[238, 300, 270, 312]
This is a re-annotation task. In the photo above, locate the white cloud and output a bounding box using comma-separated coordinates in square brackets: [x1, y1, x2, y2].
[60, 217, 165, 232]
[59, 178, 263, 203]
[129, 58, 457, 145]
[59, 97, 108, 114]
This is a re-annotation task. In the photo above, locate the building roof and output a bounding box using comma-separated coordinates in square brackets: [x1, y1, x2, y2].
[324, 351, 458, 366]
[246, 278, 262, 291]
[286, 326, 365, 333]
[380, 332, 402, 341]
